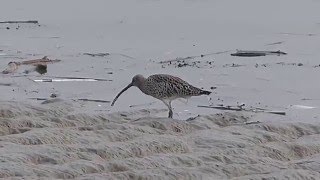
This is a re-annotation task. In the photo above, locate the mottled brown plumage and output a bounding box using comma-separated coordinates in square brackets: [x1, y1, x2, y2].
[111, 74, 211, 118]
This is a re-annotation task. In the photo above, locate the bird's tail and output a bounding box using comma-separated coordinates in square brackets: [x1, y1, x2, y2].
[200, 90, 211, 95]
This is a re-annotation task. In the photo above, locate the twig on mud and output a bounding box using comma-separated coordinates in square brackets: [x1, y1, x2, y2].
[265, 41, 285, 46]
[245, 121, 261, 125]
[83, 53, 110, 57]
[30, 97, 110, 103]
[159, 50, 232, 64]
[0, 20, 38, 24]
[76, 99, 110, 103]
[198, 105, 286, 116]
[231, 50, 287, 57]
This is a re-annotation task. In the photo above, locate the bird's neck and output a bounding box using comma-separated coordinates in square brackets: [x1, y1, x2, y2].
[137, 81, 147, 94]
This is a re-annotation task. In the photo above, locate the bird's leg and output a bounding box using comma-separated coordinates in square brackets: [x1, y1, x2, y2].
[162, 100, 173, 118]
[168, 100, 173, 118]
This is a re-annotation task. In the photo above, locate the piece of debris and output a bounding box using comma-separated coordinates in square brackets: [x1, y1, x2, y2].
[198, 105, 286, 116]
[50, 93, 58, 98]
[289, 105, 317, 109]
[223, 63, 245, 68]
[20, 56, 61, 66]
[245, 121, 261, 125]
[265, 41, 285, 46]
[25, 64, 47, 74]
[276, 62, 304, 66]
[83, 53, 110, 57]
[2, 62, 19, 74]
[76, 99, 110, 103]
[0, 20, 38, 24]
[0, 83, 13, 86]
[231, 50, 287, 57]
[2, 56, 60, 74]
[33, 76, 112, 82]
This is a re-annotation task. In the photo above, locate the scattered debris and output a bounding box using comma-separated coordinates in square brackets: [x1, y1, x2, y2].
[0, 20, 38, 24]
[160, 59, 214, 69]
[159, 50, 230, 64]
[2, 56, 61, 74]
[198, 105, 286, 116]
[231, 50, 287, 57]
[222, 63, 245, 68]
[83, 53, 110, 57]
[276, 62, 304, 66]
[159, 56, 197, 64]
[83, 52, 135, 59]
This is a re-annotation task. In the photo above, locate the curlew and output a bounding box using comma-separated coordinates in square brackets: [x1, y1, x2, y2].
[111, 74, 211, 118]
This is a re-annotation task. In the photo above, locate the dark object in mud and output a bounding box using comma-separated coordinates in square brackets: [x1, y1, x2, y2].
[231, 50, 287, 57]
[0, 83, 12, 86]
[83, 52, 110, 57]
[34, 64, 47, 74]
[198, 105, 286, 116]
[24, 64, 47, 74]
[0, 20, 38, 24]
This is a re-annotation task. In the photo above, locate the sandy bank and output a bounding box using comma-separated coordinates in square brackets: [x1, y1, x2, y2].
[0, 101, 319, 179]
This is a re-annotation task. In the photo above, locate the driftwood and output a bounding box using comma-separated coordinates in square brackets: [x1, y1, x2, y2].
[198, 105, 286, 116]
[83, 53, 110, 57]
[2, 56, 61, 74]
[231, 50, 287, 57]
[0, 20, 38, 24]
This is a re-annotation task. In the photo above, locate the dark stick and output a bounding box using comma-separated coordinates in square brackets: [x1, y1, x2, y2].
[0, 20, 38, 24]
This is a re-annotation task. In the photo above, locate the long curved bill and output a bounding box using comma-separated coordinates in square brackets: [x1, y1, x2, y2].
[111, 83, 133, 106]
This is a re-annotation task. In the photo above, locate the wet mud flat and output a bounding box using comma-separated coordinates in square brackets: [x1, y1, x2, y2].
[0, 0, 320, 179]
